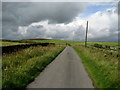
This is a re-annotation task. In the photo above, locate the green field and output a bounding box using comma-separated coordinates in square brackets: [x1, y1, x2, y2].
[2, 45, 65, 88]
[1, 39, 82, 47]
[86, 42, 119, 49]
[17, 39, 83, 45]
[2, 39, 119, 88]
[1, 41, 28, 47]
[1, 39, 119, 48]
[88, 42, 118, 46]
[18, 39, 119, 47]
[73, 45, 119, 88]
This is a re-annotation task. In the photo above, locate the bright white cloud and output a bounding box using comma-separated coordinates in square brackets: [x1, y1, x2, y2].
[17, 7, 118, 42]
[2, 2, 85, 40]
[2, 2, 118, 42]
[86, 7, 118, 41]
[17, 7, 118, 41]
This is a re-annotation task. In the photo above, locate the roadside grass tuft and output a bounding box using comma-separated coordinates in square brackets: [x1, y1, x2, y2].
[73, 45, 119, 88]
[2, 45, 65, 88]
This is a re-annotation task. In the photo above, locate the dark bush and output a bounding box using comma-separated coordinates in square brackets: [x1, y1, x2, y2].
[94, 44, 103, 48]
[105, 45, 110, 49]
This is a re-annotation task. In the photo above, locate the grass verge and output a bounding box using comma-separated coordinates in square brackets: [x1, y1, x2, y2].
[2, 45, 65, 88]
[73, 45, 119, 88]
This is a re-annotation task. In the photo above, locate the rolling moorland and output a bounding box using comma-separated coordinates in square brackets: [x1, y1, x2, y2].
[1, 39, 120, 88]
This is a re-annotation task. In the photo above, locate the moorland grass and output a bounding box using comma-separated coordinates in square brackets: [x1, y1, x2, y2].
[73, 45, 119, 88]
[2, 45, 65, 88]
[18, 39, 119, 48]
[2, 39, 118, 48]
[18, 39, 83, 45]
[1, 41, 27, 47]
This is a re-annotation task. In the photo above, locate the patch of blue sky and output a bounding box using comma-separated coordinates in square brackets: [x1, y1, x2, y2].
[79, 3, 116, 18]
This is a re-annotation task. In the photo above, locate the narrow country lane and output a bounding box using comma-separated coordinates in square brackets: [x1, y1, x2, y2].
[27, 47, 94, 88]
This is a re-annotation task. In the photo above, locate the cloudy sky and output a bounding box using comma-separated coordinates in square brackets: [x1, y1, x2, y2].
[1, 0, 119, 41]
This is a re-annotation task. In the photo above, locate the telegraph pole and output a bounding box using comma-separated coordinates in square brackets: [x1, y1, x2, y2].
[85, 21, 88, 47]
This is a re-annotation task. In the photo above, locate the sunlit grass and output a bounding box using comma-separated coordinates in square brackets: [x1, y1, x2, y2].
[18, 39, 83, 45]
[2, 39, 119, 88]
[1, 41, 27, 47]
[73, 45, 119, 88]
[18, 39, 119, 48]
[2, 39, 119, 48]
[2, 45, 65, 88]
[86, 42, 119, 48]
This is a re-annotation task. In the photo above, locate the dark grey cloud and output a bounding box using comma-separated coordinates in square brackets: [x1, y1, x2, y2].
[2, 2, 85, 39]
[2, 2, 118, 42]
[17, 8, 118, 42]
[3, 2, 84, 24]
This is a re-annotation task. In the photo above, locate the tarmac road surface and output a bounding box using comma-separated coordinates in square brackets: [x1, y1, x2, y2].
[27, 47, 94, 88]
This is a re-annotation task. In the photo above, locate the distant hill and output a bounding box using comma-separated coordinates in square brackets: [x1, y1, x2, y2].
[24, 38, 51, 40]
